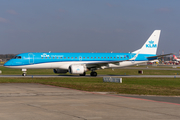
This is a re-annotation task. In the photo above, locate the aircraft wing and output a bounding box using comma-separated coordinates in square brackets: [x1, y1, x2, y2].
[147, 53, 174, 59]
[85, 52, 140, 68]
[85, 60, 123, 68]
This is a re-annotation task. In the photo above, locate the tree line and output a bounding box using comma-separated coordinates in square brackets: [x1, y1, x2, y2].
[0, 54, 17, 61]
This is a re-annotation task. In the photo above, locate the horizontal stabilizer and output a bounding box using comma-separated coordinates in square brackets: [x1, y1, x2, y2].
[147, 53, 174, 58]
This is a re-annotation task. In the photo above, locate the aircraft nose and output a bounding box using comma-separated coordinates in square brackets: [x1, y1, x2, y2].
[4, 60, 12, 67]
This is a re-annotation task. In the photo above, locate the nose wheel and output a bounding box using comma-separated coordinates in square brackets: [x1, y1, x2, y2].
[22, 73, 26, 76]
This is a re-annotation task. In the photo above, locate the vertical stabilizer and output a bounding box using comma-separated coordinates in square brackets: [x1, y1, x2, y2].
[133, 30, 161, 55]
[173, 55, 178, 60]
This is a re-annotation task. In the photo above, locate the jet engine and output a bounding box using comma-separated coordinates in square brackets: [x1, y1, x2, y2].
[53, 69, 68, 73]
[68, 64, 87, 74]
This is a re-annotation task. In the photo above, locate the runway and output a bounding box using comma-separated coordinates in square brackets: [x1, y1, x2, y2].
[1, 74, 180, 78]
[0, 83, 180, 120]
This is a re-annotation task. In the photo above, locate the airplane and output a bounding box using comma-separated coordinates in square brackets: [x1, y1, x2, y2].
[4, 30, 172, 76]
[173, 55, 180, 62]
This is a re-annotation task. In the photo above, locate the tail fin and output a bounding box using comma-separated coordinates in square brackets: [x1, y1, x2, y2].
[173, 55, 178, 60]
[133, 30, 161, 55]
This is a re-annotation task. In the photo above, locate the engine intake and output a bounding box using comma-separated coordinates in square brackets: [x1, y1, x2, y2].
[69, 64, 87, 74]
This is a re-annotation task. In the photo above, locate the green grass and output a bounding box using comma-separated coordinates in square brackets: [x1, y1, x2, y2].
[1, 66, 180, 75]
[1, 77, 180, 96]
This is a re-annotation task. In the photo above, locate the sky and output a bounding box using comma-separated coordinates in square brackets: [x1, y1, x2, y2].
[0, 0, 180, 55]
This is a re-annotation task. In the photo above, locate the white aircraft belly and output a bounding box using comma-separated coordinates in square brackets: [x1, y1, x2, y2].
[7, 61, 106, 69]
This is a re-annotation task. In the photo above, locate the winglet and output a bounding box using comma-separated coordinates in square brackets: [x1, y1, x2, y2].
[147, 53, 174, 59]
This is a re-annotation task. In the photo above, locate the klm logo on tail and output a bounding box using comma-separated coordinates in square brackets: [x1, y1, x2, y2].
[146, 40, 157, 48]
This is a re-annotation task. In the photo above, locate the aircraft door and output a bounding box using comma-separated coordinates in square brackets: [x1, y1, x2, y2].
[79, 56, 82, 61]
[28, 53, 34, 64]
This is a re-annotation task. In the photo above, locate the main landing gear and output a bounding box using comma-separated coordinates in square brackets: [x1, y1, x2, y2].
[79, 71, 97, 77]
[90, 71, 97, 77]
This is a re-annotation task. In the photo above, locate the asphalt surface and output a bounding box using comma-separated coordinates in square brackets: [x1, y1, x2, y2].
[119, 94, 180, 104]
[0, 83, 180, 120]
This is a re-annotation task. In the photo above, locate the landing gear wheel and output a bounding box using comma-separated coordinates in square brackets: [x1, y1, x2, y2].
[90, 72, 97, 77]
[79, 72, 86, 76]
[22, 73, 26, 76]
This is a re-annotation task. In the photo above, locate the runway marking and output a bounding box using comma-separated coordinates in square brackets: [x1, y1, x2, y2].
[106, 94, 180, 106]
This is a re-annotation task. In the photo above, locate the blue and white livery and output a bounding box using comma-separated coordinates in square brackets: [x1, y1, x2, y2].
[4, 30, 165, 76]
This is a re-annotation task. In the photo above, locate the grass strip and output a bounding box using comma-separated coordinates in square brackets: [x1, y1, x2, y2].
[1, 66, 180, 75]
[0, 77, 180, 96]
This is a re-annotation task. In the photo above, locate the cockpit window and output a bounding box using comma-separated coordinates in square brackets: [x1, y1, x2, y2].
[14, 56, 22, 59]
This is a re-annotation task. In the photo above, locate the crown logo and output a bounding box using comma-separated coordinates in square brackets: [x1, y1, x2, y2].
[149, 40, 154, 44]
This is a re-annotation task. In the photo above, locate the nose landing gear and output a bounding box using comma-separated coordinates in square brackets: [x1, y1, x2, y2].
[22, 69, 27, 76]
[22, 73, 26, 76]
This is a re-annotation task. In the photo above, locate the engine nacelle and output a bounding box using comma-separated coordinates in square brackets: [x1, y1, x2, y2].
[53, 69, 68, 73]
[68, 64, 87, 74]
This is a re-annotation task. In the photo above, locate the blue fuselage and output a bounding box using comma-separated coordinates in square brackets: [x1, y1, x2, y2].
[4, 52, 155, 69]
